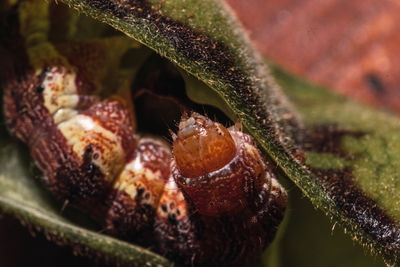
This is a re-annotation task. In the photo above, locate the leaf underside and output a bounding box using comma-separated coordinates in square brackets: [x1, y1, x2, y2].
[270, 65, 400, 265]
[0, 0, 399, 266]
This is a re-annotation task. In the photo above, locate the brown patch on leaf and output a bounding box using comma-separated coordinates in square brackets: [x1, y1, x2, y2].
[303, 124, 400, 261]
[303, 124, 364, 158]
[84, 0, 248, 86]
[310, 167, 400, 260]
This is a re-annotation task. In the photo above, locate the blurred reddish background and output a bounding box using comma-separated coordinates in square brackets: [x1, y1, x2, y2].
[228, 0, 400, 114]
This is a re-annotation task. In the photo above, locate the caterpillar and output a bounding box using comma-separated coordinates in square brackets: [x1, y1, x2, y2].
[4, 61, 287, 266]
[1, 3, 287, 266]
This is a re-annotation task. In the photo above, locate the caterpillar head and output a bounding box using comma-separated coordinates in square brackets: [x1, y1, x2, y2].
[172, 112, 272, 217]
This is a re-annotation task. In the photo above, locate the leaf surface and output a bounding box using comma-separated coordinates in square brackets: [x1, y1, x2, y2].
[0, 0, 399, 266]
[271, 65, 400, 265]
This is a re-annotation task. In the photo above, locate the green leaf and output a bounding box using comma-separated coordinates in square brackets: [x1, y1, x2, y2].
[1, 0, 400, 266]
[270, 65, 400, 265]
[268, 179, 386, 267]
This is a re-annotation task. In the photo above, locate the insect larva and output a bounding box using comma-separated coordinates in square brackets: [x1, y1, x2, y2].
[155, 112, 288, 266]
[105, 137, 172, 243]
[4, 62, 287, 266]
[172, 112, 270, 216]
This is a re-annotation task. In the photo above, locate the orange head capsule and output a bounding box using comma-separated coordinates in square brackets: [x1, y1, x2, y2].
[172, 112, 269, 216]
[172, 112, 236, 178]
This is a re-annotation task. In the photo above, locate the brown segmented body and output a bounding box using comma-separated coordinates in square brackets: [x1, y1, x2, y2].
[4, 61, 287, 266]
[105, 138, 172, 243]
[173, 129, 269, 217]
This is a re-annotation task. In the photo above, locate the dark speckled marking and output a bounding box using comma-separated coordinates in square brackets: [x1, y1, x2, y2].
[154, 176, 286, 267]
[104, 189, 156, 245]
[82, 99, 137, 156]
[303, 124, 365, 157]
[85, 0, 239, 76]
[305, 124, 400, 257]
[311, 167, 400, 256]
[103, 138, 172, 245]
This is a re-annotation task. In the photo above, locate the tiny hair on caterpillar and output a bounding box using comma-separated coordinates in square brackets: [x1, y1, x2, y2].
[3, 31, 287, 267]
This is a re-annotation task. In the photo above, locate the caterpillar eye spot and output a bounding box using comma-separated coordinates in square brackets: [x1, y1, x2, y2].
[36, 84, 45, 93]
[92, 152, 100, 160]
[85, 145, 93, 154]
[168, 213, 177, 223]
[137, 187, 144, 196]
[161, 203, 167, 212]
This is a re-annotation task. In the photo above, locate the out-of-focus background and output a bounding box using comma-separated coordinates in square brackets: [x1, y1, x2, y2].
[228, 0, 400, 114]
[1, 0, 396, 266]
